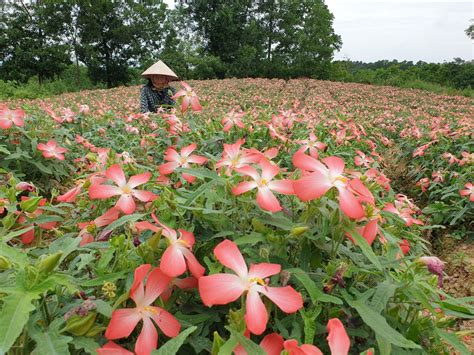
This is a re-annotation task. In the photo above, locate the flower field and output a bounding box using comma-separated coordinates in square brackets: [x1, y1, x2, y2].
[0, 78, 473, 354]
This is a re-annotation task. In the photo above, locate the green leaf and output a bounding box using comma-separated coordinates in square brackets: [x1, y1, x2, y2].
[217, 335, 238, 355]
[94, 299, 113, 318]
[370, 280, 398, 313]
[0, 241, 29, 267]
[103, 213, 145, 232]
[79, 271, 128, 287]
[435, 329, 470, 355]
[344, 225, 382, 270]
[376, 334, 392, 355]
[255, 214, 294, 231]
[183, 180, 218, 206]
[30, 319, 72, 355]
[0, 293, 38, 354]
[234, 232, 265, 246]
[71, 336, 100, 355]
[288, 268, 342, 304]
[342, 291, 421, 349]
[179, 168, 225, 183]
[153, 326, 197, 355]
[226, 327, 265, 355]
[0, 145, 11, 155]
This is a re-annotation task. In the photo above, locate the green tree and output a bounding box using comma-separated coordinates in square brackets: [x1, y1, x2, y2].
[0, 1, 71, 84]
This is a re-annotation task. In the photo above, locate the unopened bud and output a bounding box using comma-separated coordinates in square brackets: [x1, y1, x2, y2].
[15, 182, 36, 192]
[37, 251, 63, 273]
[290, 226, 309, 236]
[0, 256, 11, 270]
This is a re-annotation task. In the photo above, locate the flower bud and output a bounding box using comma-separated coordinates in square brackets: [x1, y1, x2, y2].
[19, 196, 43, 213]
[15, 182, 36, 192]
[62, 312, 97, 336]
[290, 226, 309, 237]
[0, 256, 11, 270]
[37, 251, 63, 273]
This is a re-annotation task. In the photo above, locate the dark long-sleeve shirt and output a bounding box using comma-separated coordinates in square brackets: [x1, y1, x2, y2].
[140, 84, 177, 113]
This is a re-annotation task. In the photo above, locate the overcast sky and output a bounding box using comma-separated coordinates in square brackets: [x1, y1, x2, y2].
[164, 0, 473, 63]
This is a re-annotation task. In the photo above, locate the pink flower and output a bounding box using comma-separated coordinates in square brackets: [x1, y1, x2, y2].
[198, 240, 303, 335]
[293, 153, 365, 219]
[460, 182, 474, 202]
[0, 107, 25, 129]
[158, 144, 208, 183]
[135, 214, 204, 279]
[354, 150, 373, 168]
[296, 132, 327, 158]
[88, 164, 156, 214]
[327, 318, 350, 355]
[105, 264, 181, 355]
[283, 339, 322, 355]
[172, 81, 202, 113]
[215, 140, 258, 175]
[79, 104, 90, 115]
[37, 140, 68, 160]
[416, 178, 430, 192]
[222, 110, 246, 132]
[232, 159, 294, 213]
[15, 182, 36, 192]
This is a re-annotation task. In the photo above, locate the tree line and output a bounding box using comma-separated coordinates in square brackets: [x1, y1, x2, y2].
[0, 0, 341, 88]
[0, 0, 472, 97]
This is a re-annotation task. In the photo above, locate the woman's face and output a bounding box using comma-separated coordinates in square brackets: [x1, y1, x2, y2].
[151, 75, 171, 89]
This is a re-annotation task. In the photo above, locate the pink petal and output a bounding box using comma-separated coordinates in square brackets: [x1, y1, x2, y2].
[232, 181, 258, 195]
[245, 289, 268, 335]
[159, 161, 179, 175]
[362, 219, 378, 245]
[300, 344, 324, 355]
[136, 221, 160, 233]
[268, 180, 294, 195]
[88, 184, 121, 199]
[116, 194, 136, 215]
[256, 187, 282, 212]
[95, 208, 120, 227]
[150, 306, 181, 337]
[337, 186, 365, 219]
[132, 189, 156, 202]
[105, 308, 141, 340]
[260, 159, 279, 181]
[292, 152, 327, 173]
[183, 249, 205, 278]
[327, 318, 350, 355]
[130, 264, 152, 305]
[260, 333, 284, 355]
[179, 229, 195, 248]
[106, 164, 127, 187]
[161, 244, 187, 277]
[181, 143, 197, 157]
[293, 172, 332, 201]
[171, 89, 186, 99]
[235, 165, 260, 181]
[97, 341, 134, 355]
[143, 267, 172, 306]
[57, 186, 81, 203]
[0, 119, 12, 129]
[21, 228, 35, 244]
[188, 154, 208, 164]
[199, 273, 245, 306]
[322, 156, 345, 176]
[248, 263, 281, 279]
[190, 96, 202, 111]
[258, 285, 303, 313]
[214, 239, 248, 277]
[128, 172, 151, 188]
[135, 317, 158, 355]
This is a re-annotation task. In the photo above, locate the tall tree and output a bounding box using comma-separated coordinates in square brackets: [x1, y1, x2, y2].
[0, 1, 71, 84]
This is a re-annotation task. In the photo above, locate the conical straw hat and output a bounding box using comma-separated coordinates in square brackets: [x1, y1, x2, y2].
[141, 60, 178, 80]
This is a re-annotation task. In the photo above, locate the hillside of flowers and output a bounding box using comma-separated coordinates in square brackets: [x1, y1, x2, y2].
[0, 79, 473, 354]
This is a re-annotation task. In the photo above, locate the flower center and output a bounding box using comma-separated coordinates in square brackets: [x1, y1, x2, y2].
[259, 178, 268, 187]
[122, 185, 132, 194]
[248, 277, 266, 287]
[141, 306, 159, 316]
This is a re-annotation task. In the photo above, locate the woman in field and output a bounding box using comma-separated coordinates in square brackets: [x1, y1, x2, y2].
[140, 60, 178, 113]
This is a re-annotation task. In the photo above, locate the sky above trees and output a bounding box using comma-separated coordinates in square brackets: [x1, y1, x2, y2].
[165, 0, 473, 63]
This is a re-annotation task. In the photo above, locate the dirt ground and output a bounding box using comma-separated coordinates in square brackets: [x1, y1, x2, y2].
[438, 236, 474, 353]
